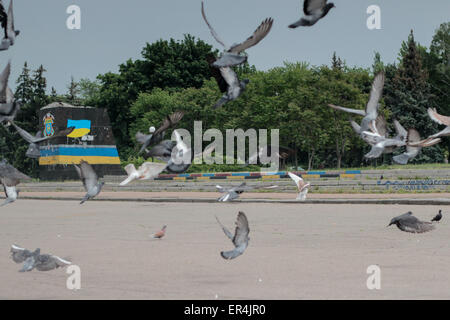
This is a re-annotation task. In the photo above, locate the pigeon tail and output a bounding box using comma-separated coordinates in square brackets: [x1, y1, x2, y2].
[393, 154, 410, 165]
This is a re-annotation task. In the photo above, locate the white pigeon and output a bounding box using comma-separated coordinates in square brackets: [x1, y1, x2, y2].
[120, 162, 167, 186]
[287, 172, 310, 201]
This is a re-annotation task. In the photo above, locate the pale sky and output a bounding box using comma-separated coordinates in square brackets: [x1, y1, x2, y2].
[5, 0, 450, 93]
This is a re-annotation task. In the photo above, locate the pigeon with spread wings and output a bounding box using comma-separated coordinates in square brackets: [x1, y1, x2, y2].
[216, 211, 250, 260]
[201, 1, 273, 68]
[393, 129, 441, 165]
[10, 121, 74, 158]
[388, 211, 435, 234]
[0, 0, 19, 51]
[287, 172, 310, 201]
[74, 160, 104, 204]
[216, 182, 278, 202]
[289, 0, 335, 28]
[423, 108, 450, 140]
[0, 159, 30, 206]
[329, 72, 385, 137]
[10, 245, 40, 264]
[136, 111, 185, 155]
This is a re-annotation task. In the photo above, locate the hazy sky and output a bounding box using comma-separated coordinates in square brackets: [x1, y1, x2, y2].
[5, 0, 450, 93]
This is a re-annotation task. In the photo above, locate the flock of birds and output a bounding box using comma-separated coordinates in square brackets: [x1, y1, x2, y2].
[0, 0, 448, 271]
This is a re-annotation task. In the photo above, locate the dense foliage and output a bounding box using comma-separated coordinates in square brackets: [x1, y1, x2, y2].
[2, 24, 449, 176]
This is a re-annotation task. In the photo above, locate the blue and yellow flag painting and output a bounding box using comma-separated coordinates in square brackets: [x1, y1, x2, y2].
[67, 119, 91, 138]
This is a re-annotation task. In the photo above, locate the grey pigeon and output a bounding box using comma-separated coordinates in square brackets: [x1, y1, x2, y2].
[136, 111, 185, 154]
[10, 121, 75, 158]
[74, 160, 104, 204]
[361, 124, 407, 159]
[0, 0, 19, 51]
[216, 182, 278, 202]
[10, 245, 39, 264]
[19, 250, 71, 272]
[201, 1, 273, 68]
[329, 71, 385, 137]
[212, 65, 249, 109]
[431, 210, 442, 222]
[289, 0, 335, 28]
[0, 159, 31, 206]
[388, 211, 435, 233]
[216, 211, 250, 260]
[393, 129, 441, 165]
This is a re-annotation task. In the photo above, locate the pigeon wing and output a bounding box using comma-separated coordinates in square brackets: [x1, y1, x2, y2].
[328, 104, 366, 116]
[228, 18, 274, 54]
[393, 120, 407, 142]
[0, 2, 6, 30]
[288, 172, 305, 191]
[215, 216, 234, 240]
[79, 161, 98, 191]
[219, 67, 240, 88]
[153, 111, 185, 137]
[232, 211, 250, 247]
[207, 54, 228, 93]
[52, 255, 72, 267]
[365, 71, 385, 118]
[304, 0, 327, 15]
[427, 108, 450, 126]
[221, 243, 247, 260]
[0, 61, 10, 101]
[201, 1, 228, 49]
[138, 162, 167, 180]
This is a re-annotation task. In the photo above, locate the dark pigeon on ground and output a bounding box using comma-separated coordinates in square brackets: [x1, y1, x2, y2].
[431, 210, 442, 222]
[74, 160, 104, 204]
[216, 211, 250, 260]
[10, 245, 39, 264]
[289, 0, 335, 28]
[388, 211, 435, 233]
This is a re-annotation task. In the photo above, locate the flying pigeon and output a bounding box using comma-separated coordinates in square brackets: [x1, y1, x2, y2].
[10, 245, 39, 264]
[329, 71, 385, 137]
[0, 159, 31, 206]
[74, 160, 104, 204]
[0, 61, 19, 122]
[244, 144, 295, 165]
[424, 108, 450, 139]
[143, 130, 214, 174]
[0, 0, 19, 51]
[120, 162, 167, 186]
[361, 129, 406, 159]
[287, 172, 310, 201]
[216, 211, 250, 260]
[393, 129, 441, 165]
[9, 121, 75, 158]
[211, 64, 249, 109]
[151, 225, 167, 239]
[136, 111, 185, 154]
[388, 211, 435, 233]
[431, 210, 442, 222]
[201, 1, 273, 68]
[216, 182, 278, 202]
[289, 0, 335, 28]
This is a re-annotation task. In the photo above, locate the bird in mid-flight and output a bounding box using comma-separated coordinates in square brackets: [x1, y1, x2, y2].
[289, 0, 335, 28]
[216, 211, 250, 260]
[74, 160, 104, 204]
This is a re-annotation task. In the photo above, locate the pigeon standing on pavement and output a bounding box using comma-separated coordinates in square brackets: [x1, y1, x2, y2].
[0, 0, 20, 51]
[201, 1, 273, 68]
[216, 211, 250, 260]
[388, 211, 435, 233]
[288, 0, 335, 28]
[151, 225, 167, 239]
[74, 160, 104, 204]
[0, 159, 31, 206]
[431, 210, 442, 222]
[287, 172, 310, 201]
